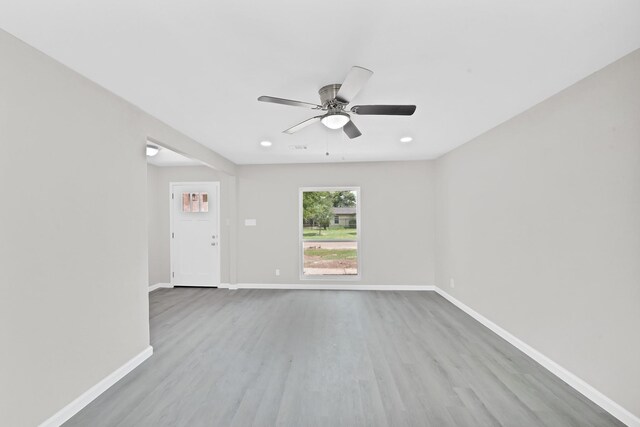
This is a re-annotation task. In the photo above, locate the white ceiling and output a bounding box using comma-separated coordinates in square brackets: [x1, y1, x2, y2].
[147, 145, 203, 167]
[1, 1, 639, 165]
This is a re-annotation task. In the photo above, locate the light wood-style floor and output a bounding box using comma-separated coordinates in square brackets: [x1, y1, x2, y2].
[66, 288, 622, 426]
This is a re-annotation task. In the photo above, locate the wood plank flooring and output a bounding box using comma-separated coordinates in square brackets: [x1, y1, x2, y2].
[65, 288, 623, 426]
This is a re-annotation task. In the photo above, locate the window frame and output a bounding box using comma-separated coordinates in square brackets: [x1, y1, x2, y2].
[299, 186, 361, 281]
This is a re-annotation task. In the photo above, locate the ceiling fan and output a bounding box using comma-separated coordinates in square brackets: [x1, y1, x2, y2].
[258, 66, 416, 139]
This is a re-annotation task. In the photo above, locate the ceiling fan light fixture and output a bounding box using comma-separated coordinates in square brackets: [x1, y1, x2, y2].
[321, 112, 350, 130]
[258, 66, 416, 139]
[146, 144, 160, 156]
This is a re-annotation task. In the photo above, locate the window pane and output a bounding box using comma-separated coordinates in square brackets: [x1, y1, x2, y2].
[301, 189, 358, 276]
[303, 241, 358, 276]
[191, 193, 200, 212]
[182, 193, 191, 212]
[200, 193, 209, 212]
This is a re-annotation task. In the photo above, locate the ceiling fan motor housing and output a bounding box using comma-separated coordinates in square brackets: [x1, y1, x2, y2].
[319, 84, 343, 106]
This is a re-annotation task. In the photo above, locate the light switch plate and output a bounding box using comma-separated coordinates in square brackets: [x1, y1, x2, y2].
[244, 219, 257, 226]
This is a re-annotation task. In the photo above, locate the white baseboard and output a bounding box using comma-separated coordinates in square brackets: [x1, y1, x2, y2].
[148, 283, 173, 292]
[39, 346, 153, 427]
[218, 283, 435, 291]
[433, 287, 639, 427]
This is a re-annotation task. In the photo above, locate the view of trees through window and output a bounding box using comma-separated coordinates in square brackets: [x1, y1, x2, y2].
[302, 189, 359, 276]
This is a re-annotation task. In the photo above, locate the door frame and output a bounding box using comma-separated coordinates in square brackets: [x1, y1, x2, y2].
[169, 181, 221, 287]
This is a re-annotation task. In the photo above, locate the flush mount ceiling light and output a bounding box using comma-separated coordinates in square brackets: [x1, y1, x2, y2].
[320, 112, 351, 130]
[400, 136, 413, 143]
[146, 144, 160, 156]
[260, 140, 272, 147]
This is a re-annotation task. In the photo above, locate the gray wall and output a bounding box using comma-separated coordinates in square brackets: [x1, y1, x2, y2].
[435, 49, 640, 417]
[147, 164, 237, 285]
[0, 29, 234, 426]
[236, 161, 435, 286]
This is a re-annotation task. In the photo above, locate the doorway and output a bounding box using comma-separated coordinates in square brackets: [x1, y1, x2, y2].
[170, 182, 220, 287]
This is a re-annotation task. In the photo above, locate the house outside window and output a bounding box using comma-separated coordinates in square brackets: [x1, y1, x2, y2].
[332, 207, 356, 227]
[300, 187, 360, 279]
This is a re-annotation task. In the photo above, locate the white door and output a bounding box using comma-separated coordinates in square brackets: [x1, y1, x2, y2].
[170, 182, 220, 287]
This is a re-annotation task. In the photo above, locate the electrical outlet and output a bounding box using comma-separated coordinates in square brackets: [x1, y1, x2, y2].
[275, 269, 280, 276]
[450, 278, 455, 288]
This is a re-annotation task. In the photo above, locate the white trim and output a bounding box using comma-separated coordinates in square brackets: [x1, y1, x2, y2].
[433, 287, 640, 427]
[38, 346, 153, 427]
[218, 283, 434, 291]
[148, 283, 173, 292]
[299, 186, 362, 281]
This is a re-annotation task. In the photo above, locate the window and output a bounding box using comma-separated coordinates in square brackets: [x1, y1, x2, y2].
[300, 188, 360, 278]
[181, 192, 209, 212]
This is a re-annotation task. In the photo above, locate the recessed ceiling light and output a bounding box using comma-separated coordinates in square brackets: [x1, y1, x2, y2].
[400, 136, 413, 143]
[260, 140, 272, 147]
[146, 144, 160, 156]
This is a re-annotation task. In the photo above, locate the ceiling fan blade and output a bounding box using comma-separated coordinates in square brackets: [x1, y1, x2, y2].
[343, 120, 362, 139]
[335, 66, 373, 104]
[350, 105, 416, 116]
[258, 96, 323, 110]
[283, 116, 323, 134]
